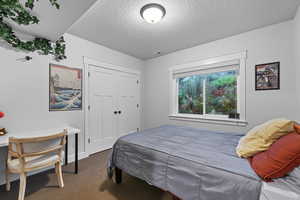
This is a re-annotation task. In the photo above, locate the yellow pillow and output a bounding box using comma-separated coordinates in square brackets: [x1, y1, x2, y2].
[236, 119, 295, 158]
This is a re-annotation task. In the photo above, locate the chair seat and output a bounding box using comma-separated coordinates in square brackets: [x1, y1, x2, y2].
[8, 152, 64, 173]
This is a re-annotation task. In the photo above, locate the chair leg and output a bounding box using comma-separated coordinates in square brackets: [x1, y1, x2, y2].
[55, 162, 64, 188]
[5, 167, 11, 191]
[18, 173, 27, 200]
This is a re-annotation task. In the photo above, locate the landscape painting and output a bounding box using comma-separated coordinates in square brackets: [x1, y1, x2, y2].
[255, 62, 280, 90]
[49, 64, 82, 111]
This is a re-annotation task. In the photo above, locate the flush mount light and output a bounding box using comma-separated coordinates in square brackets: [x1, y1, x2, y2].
[140, 3, 166, 24]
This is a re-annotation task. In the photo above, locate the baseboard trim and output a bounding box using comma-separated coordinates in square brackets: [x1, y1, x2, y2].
[66, 152, 89, 164]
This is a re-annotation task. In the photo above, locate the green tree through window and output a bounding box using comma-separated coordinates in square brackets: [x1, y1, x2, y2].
[178, 75, 204, 114]
[178, 70, 237, 116]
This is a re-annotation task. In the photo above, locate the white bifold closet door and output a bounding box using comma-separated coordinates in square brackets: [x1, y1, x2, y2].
[88, 65, 139, 154]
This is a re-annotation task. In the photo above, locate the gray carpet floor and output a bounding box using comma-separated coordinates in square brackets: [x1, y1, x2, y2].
[0, 150, 172, 200]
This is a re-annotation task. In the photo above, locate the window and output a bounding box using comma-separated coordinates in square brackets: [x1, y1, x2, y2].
[169, 52, 247, 126]
[178, 75, 204, 114]
[178, 69, 237, 116]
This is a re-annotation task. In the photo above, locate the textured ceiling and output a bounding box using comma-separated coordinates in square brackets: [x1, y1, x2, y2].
[10, 0, 98, 41]
[68, 0, 300, 60]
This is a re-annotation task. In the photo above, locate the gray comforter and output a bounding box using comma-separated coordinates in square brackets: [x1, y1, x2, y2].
[108, 125, 262, 200]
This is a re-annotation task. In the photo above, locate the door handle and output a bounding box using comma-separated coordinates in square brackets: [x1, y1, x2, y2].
[118, 111, 122, 114]
[114, 111, 118, 114]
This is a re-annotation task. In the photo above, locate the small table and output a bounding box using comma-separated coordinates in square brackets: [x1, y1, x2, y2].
[0, 126, 80, 174]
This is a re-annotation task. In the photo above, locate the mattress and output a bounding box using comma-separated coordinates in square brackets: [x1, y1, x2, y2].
[260, 180, 300, 200]
[108, 125, 262, 200]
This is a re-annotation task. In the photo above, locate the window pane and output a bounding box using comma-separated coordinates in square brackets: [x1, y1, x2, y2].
[206, 70, 237, 115]
[178, 75, 204, 114]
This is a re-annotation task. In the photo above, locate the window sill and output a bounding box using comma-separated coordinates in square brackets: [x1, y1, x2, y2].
[168, 114, 248, 127]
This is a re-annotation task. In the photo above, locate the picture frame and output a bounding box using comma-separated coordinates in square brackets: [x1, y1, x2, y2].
[49, 64, 82, 111]
[255, 62, 280, 91]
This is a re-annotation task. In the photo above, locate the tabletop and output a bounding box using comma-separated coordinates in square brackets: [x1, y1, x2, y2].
[0, 126, 80, 147]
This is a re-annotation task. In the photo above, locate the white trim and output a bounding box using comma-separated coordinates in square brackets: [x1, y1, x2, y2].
[203, 78, 206, 114]
[68, 152, 89, 164]
[83, 57, 141, 156]
[83, 57, 89, 156]
[84, 57, 140, 75]
[169, 114, 248, 127]
[169, 51, 247, 73]
[169, 51, 247, 125]
[173, 63, 240, 78]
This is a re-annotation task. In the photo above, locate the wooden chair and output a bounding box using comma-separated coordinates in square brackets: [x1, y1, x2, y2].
[5, 130, 67, 200]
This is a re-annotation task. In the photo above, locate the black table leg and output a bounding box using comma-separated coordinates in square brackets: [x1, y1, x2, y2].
[115, 168, 122, 184]
[65, 135, 68, 166]
[75, 133, 78, 174]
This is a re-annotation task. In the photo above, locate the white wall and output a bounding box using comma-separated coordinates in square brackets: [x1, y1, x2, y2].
[0, 11, 299, 186]
[294, 6, 300, 118]
[143, 21, 297, 133]
[0, 33, 144, 184]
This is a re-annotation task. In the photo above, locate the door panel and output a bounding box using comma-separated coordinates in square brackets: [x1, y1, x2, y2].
[87, 65, 140, 154]
[88, 66, 118, 154]
[118, 73, 139, 137]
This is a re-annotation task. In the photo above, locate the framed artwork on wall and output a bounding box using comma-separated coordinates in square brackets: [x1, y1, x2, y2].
[49, 64, 82, 111]
[255, 62, 280, 91]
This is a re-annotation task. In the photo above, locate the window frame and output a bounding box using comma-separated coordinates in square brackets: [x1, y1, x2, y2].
[168, 51, 247, 126]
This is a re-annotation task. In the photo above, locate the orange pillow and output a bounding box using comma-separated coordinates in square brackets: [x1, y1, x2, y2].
[248, 132, 300, 182]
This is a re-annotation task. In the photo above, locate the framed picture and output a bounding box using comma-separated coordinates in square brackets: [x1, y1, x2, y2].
[49, 64, 82, 111]
[255, 62, 280, 91]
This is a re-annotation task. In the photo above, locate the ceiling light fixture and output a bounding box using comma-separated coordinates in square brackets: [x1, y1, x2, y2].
[140, 3, 166, 24]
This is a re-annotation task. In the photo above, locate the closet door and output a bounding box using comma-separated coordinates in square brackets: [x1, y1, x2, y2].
[117, 72, 140, 137]
[88, 66, 118, 154]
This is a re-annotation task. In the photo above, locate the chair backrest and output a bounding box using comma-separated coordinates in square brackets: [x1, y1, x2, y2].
[8, 130, 67, 159]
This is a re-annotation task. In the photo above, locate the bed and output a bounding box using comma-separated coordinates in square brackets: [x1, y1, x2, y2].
[261, 177, 300, 200]
[108, 125, 300, 200]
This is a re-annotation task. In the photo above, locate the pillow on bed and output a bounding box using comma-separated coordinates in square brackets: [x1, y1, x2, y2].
[248, 132, 300, 182]
[294, 123, 300, 133]
[236, 119, 294, 158]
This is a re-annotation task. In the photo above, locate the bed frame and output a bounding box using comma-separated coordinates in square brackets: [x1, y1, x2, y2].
[115, 167, 181, 200]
